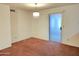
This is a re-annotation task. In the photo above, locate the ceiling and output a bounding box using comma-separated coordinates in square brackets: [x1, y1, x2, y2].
[3, 3, 75, 11]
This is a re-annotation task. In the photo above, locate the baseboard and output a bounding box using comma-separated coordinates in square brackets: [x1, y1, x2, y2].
[31, 37, 79, 48]
[29, 37, 49, 41]
[62, 33, 79, 48]
[12, 37, 31, 44]
[0, 36, 79, 51]
[0, 45, 11, 51]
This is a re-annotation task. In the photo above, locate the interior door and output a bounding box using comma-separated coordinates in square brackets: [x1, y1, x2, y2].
[49, 13, 62, 42]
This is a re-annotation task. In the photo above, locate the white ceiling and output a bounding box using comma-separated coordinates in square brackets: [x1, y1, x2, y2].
[4, 3, 75, 11]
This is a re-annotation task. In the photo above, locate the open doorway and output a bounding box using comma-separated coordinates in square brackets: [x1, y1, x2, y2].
[49, 13, 62, 42]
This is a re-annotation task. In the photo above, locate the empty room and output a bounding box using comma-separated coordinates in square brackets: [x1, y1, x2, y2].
[0, 3, 79, 56]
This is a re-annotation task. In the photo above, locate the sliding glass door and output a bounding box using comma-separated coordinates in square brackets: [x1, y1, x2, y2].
[49, 13, 62, 42]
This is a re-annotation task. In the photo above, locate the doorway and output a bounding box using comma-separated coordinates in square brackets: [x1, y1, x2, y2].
[49, 13, 62, 42]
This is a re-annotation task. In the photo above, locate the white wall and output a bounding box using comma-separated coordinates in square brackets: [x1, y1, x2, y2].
[62, 4, 79, 47]
[32, 17, 39, 37]
[11, 9, 32, 43]
[32, 14, 49, 40]
[10, 11, 17, 43]
[0, 4, 11, 50]
[1, 4, 79, 50]
[0, 4, 32, 50]
[32, 4, 79, 47]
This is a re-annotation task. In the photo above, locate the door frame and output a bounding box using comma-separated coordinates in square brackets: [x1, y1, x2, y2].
[49, 12, 64, 42]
